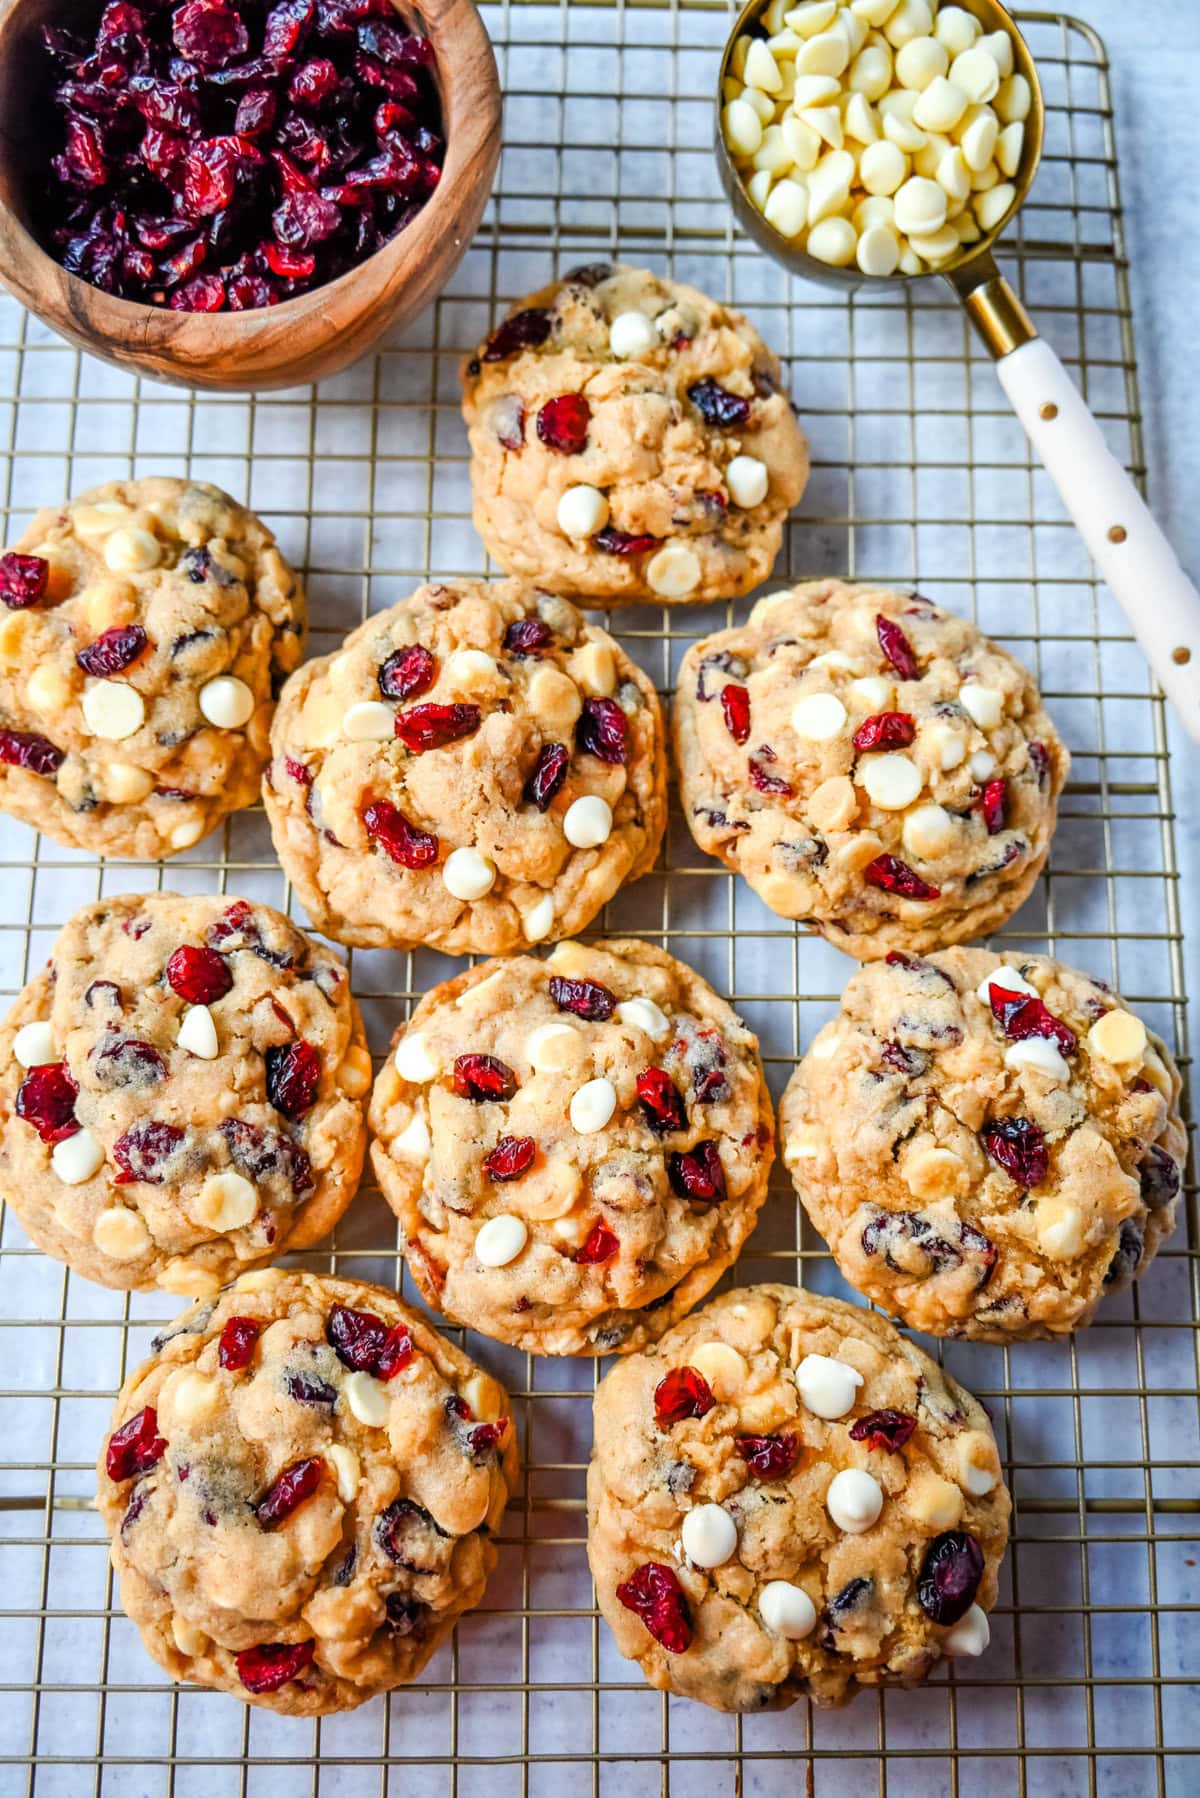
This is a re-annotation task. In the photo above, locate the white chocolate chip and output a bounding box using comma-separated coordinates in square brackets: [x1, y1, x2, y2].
[615, 997, 671, 1041]
[843, 91, 880, 147]
[935, 8, 980, 56]
[996, 73, 1031, 124]
[726, 455, 769, 509]
[903, 1144, 968, 1201]
[342, 700, 395, 740]
[902, 802, 955, 861]
[525, 1021, 584, 1073]
[609, 310, 658, 360]
[975, 180, 1017, 232]
[1036, 1196, 1084, 1260]
[13, 1020, 54, 1068]
[169, 819, 204, 853]
[980, 30, 1014, 79]
[943, 1603, 991, 1658]
[442, 847, 497, 903]
[782, 111, 822, 169]
[796, 26, 849, 77]
[957, 1431, 1000, 1496]
[884, 0, 934, 50]
[328, 1443, 361, 1502]
[164, 1369, 221, 1427]
[857, 221, 901, 276]
[861, 751, 923, 810]
[808, 216, 858, 266]
[177, 1004, 218, 1060]
[894, 174, 947, 235]
[690, 1341, 748, 1400]
[976, 963, 1037, 1005]
[475, 1214, 528, 1267]
[797, 102, 843, 151]
[444, 649, 501, 693]
[880, 89, 927, 152]
[199, 675, 255, 730]
[563, 795, 612, 848]
[102, 761, 155, 803]
[82, 680, 145, 741]
[1087, 1009, 1147, 1066]
[171, 1616, 208, 1658]
[997, 120, 1024, 178]
[745, 38, 783, 94]
[936, 143, 972, 202]
[895, 35, 947, 91]
[646, 542, 700, 599]
[93, 1205, 151, 1261]
[913, 74, 969, 134]
[394, 1112, 432, 1160]
[826, 1467, 884, 1533]
[681, 1503, 738, 1569]
[103, 527, 161, 574]
[959, 683, 1003, 729]
[527, 664, 582, 732]
[192, 1169, 257, 1232]
[724, 97, 764, 156]
[759, 1580, 817, 1639]
[569, 1076, 617, 1134]
[860, 138, 908, 196]
[343, 1370, 390, 1427]
[808, 774, 858, 833]
[25, 663, 69, 716]
[849, 43, 892, 102]
[394, 1031, 441, 1084]
[950, 45, 1001, 104]
[556, 485, 609, 539]
[969, 749, 998, 779]
[51, 1128, 104, 1185]
[336, 1044, 373, 1097]
[521, 894, 555, 942]
[906, 1468, 965, 1530]
[1005, 1038, 1070, 1083]
[792, 691, 847, 740]
[568, 641, 616, 698]
[795, 1353, 864, 1419]
[849, 674, 892, 711]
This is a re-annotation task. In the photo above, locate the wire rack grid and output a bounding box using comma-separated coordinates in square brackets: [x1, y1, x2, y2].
[0, 3, 1196, 1794]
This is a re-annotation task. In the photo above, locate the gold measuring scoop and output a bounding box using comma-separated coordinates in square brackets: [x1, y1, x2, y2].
[716, 0, 1200, 741]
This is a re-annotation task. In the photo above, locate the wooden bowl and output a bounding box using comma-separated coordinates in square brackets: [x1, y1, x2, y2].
[0, 0, 501, 391]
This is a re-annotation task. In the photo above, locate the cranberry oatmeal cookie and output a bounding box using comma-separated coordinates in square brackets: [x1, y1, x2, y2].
[672, 580, 1068, 959]
[780, 948, 1186, 1340]
[0, 478, 304, 858]
[97, 1270, 518, 1715]
[461, 262, 809, 605]
[369, 938, 774, 1356]
[588, 1285, 1011, 1711]
[265, 579, 666, 955]
[0, 893, 369, 1297]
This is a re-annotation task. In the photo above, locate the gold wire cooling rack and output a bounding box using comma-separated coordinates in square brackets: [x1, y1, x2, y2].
[0, 4, 1196, 1794]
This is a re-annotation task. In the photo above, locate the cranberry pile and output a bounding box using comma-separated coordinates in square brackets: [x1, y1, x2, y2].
[40, 0, 445, 310]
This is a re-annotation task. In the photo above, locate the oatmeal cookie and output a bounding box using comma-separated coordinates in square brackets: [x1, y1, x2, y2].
[588, 1284, 1011, 1711]
[369, 938, 775, 1355]
[461, 262, 809, 605]
[780, 947, 1186, 1339]
[264, 579, 667, 955]
[0, 892, 368, 1297]
[672, 580, 1068, 958]
[0, 478, 304, 858]
[96, 1269, 518, 1715]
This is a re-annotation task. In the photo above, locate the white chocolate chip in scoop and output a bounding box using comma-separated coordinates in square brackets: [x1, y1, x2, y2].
[1087, 1009, 1147, 1066]
[13, 1020, 54, 1068]
[199, 675, 255, 730]
[681, 1502, 738, 1569]
[93, 1205, 151, 1261]
[82, 680, 145, 741]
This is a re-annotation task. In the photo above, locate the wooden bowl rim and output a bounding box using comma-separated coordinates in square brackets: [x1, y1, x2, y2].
[0, 0, 499, 351]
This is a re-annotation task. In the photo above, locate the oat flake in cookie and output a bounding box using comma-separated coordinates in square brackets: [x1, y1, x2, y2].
[672, 580, 1069, 959]
[587, 1285, 1011, 1711]
[265, 579, 667, 955]
[369, 939, 775, 1356]
[780, 948, 1186, 1341]
[461, 263, 809, 605]
[0, 893, 369, 1297]
[0, 479, 304, 859]
[96, 1270, 518, 1715]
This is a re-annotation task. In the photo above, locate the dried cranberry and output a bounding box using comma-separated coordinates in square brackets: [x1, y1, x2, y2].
[865, 854, 940, 901]
[636, 1067, 687, 1135]
[85, 981, 122, 1011]
[394, 702, 481, 753]
[615, 1562, 692, 1653]
[384, 1594, 428, 1637]
[284, 1370, 337, 1407]
[265, 1040, 321, 1119]
[687, 377, 751, 429]
[853, 711, 916, 752]
[220, 1117, 313, 1197]
[256, 1456, 324, 1527]
[987, 985, 1076, 1057]
[112, 1120, 184, 1184]
[0, 553, 49, 608]
[0, 728, 64, 777]
[376, 1497, 446, 1571]
[165, 944, 232, 1005]
[524, 742, 569, 811]
[977, 778, 1006, 835]
[735, 1433, 800, 1478]
[218, 1316, 262, 1371]
[537, 393, 591, 454]
[15, 1062, 79, 1143]
[653, 1365, 714, 1427]
[548, 975, 615, 1020]
[1104, 1217, 1144, 1286]
[453, 1053, 517, 1102]
[285, 756, 312, 787]
[576, 696, 627, 764]
[876, 614, 919, 681]
[106, 1406, 166, 1482]
[574, 1220, 619, 1265]
[982, 1116, 1049, 1188]
[748, 755, 794, 797]
[378, 644, 436, 700]
[720, 684, 751, 745]
[483, 1135, 536, 1181]
[290, 57, 339, 105]
[483, 308, 552, 362]
[667, 1142, 726, 1203]
[504, 616, 552, 656]
[565, 263, 612, 286]
[464, 1417, 508, 1456]
[363, 799, 439, 868]
[848, 1410, 917, 1453]
[1028, 740, 1050, 787]
[92, 1032, 166, 1089]
[917, 1530, 984, 1625]
[594, 526, 661, 556]
[235, 1639, 315, 1694]
[1140, 1144, 1181, 1211]
[880, 1041, 928, 1076]
[173, 0, 249, 66]
[170, 274, 227, 314]
[326, 1302, 411, 1376]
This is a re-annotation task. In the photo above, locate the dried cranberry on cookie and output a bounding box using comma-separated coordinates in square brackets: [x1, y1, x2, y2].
[96, 1270, 517, 1715]
[672, 580, 1069, 958]
[588, 1285, 1010, 1710]
[0, 893, 368, 1295]
[780, 948, 1186, 1339]
[369, 938, 775, 1355]
[461, 262, 809, 605]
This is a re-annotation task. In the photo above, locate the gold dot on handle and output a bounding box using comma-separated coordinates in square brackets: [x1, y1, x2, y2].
[1039, 402, 1058, 420]
[1108, 525, 1127, 543]
[1172, 646, 1192, 666]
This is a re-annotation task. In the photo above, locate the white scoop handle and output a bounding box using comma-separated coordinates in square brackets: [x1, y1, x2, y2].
[995, 336, 1200, 742]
